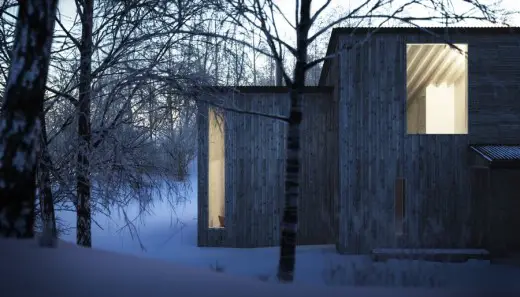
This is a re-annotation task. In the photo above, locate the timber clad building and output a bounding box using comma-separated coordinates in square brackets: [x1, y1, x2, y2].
[197, 27, 520, 257]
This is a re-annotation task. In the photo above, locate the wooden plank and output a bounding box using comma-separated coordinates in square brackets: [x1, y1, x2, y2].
[225, 93, 237, 246]
[395, 178, 405, 236]
[199, 89, 335, 247]
[196, 98, 209, 247]
[371, 248, 490, 262]
[488, 170, 520, 256]
[337, 32, 484, 253]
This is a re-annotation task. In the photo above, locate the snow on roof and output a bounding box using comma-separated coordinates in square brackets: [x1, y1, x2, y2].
[0, 238, 503, 297]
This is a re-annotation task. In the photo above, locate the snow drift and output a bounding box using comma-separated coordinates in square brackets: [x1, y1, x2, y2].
[0, 238, 512, 297]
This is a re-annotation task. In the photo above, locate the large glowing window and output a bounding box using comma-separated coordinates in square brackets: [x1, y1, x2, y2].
[208, 107, 225, 228]
[406, 43, 468, 134]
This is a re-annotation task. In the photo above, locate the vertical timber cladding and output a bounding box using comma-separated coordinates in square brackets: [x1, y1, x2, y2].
[223, 87, 336, 247]
[469, 166, 490, 251]
[196, 99, 210, 246]
[337, 28, 520, 254]
[395, 178, 405, 236]
[228, 90, 285, 247]
[338, 33, 407, 253]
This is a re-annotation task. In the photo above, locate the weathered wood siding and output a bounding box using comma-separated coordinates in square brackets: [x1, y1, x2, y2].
[470, 167, 520, 256]
[468, 166, 490, 249]
[198, 87, 337, 247]
[323, 41, 342, 249]
[336, 29, 520, 253]
[490, 170, 520, 255]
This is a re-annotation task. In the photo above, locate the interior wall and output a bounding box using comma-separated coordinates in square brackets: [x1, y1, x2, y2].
[208, 107, 225, 228]
[425, 83, 456, 133]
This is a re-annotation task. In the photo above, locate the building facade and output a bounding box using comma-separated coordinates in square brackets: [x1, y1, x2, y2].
[197, 27, 520, 257]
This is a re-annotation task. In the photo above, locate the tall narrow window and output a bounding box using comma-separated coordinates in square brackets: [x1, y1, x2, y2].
[208, 107, 225, 228]
[406, 43, 468, 134]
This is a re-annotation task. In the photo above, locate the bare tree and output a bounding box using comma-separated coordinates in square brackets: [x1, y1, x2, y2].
[0, 0, 59, 237]
[37, 110, 58, 246]
[0, 0, 17, 96]
[42, 0, 210, 246]
[73, 0, 94, 247]
[53, 0, 172, 247]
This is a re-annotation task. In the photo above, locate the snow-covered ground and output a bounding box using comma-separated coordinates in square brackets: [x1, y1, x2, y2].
[2, 237, 487, 297]
[7, 161, 519, 293]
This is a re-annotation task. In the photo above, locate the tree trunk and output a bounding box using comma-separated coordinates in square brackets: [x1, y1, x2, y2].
[275, 49, 283, 87]
[0, 0, 58, 238]
[275, 63, 283, 86]
[76, 0, 94, 248]
[148, 81, 155, 140]
[277, 0, 311, 283]
[38, 112, 57, 246]
[252, 32, 257, 85]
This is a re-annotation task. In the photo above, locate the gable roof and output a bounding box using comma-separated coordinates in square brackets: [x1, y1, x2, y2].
[318, 26, 520, 86]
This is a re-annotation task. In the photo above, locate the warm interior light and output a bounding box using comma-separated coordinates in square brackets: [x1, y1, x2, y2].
[208, 107, 225, 228]
[425, 83, 456, 133]
[406, 44, 468, 134]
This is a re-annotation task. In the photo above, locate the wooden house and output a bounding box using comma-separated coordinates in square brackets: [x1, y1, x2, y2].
[197, 27, 520, 257]
[197, 87, 338, 247]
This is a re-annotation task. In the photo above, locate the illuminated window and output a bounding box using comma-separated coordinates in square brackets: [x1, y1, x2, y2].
[406, 43, 468, 134]
[208, 107, 225, 228]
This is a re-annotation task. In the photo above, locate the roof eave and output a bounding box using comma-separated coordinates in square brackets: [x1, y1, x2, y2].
[469, 144, 520, 169]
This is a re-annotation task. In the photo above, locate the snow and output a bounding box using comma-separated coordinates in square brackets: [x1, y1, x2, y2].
[0, 237, 480, 297]
[2, 161, 520, 296]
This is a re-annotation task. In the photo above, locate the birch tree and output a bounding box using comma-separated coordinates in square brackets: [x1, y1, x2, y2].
[0, 0, 59, 238]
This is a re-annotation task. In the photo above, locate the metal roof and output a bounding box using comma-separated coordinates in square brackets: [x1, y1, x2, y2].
[318, 26, 520, 86]
[470, 145, 520, 168]
[328, 26, 520, 35]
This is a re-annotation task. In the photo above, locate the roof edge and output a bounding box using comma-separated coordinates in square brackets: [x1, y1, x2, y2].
[196, 86, 334, 94]
[469, 144, 520, 169]
[318, 26, 520, 86]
